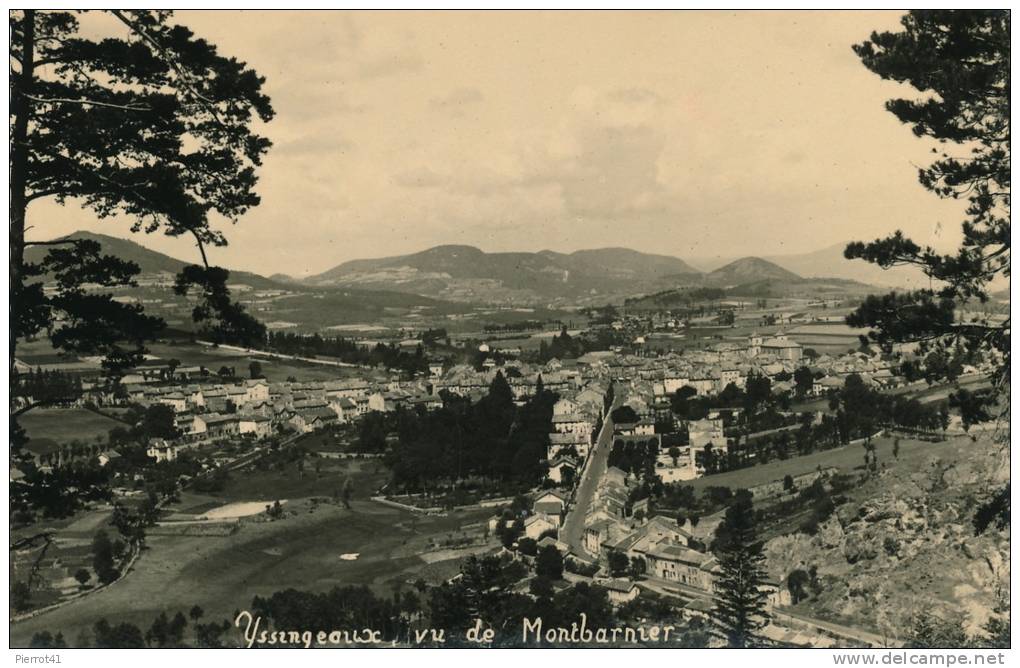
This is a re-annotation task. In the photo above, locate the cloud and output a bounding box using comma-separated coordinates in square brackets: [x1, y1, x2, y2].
[393, 166, 445, 188]
[521, 122, 671, 219]
[605, 87, 665, 105]
[357, 53, 424, 79]
[273, 134, 356, 157]
[394, 95, 675, 224]
[268, 83, 371, 123]
[783, 150, 807, 164]
[430, 87, 484, 108]
[393, 164, 526, 197]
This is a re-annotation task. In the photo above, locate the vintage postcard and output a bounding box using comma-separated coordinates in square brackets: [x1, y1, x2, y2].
[7, 8, 1010, 655]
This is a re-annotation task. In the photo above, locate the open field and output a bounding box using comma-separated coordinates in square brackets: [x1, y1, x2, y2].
[792, 375, 989, 413]
[10, 495, 496, 647]
[787, 323, 863, 354]
[199, 457, 390, 504]
[145, 341, 370, 383]
[11, 454, 439, 647]
[686, 433, 968, 492]
[20, 408, 125, 447]
[16, 336, 368, 384]
[290, 427, 354, 453]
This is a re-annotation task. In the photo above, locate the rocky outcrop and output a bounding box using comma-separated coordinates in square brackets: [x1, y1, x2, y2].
[764, 434, 1010, 641]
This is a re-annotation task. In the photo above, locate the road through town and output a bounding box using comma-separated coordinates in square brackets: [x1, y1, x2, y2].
[560, 384, 623, 555]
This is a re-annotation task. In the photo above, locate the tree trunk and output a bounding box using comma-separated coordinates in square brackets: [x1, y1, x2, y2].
[10, 9, 36, 382]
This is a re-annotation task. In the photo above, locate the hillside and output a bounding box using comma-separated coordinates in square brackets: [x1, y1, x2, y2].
[30, 232, 892, 313]
[724, 277, 877, 299]
[705, 256, 802, 286]
[765, 432, 1009, 641]
[762, 242, 930, 288]
[25, 231, 190, 275]
[694, 244, 929, 288]
[307, 244, 702, 303]
[22, 231, 483, 333]
[24, 231, 288, 291]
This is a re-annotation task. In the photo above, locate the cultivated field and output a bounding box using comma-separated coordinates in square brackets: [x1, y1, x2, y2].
[787, 322, 864, 355]
[20, 408, 125, 447]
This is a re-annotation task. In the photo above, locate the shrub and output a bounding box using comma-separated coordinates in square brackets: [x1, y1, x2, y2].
[564, 557, 599, 577]
[517, 537, 538, 557]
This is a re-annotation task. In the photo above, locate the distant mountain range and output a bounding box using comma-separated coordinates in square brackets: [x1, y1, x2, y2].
[23, 232, 466, 329]
[31, 232, 919, 308]
[304, 244, 703, 304]
[303, 243, 894, 303]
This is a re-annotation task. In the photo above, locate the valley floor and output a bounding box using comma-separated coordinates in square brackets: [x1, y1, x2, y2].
[10, 497, 494, 647]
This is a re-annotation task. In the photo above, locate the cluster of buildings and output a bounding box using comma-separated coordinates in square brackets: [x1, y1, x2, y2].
[125, 376, 448, 459]
[16, 319, 988, 477]
[498, 331, 940, 610]
[511, 467, 789, 611]
[580, 467, 789, 609]
[556, 330, 949, 483]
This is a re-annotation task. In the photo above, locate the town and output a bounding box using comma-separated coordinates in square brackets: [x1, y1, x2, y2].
[8, 7, 1009, 654]
[10, 285, 1003, 648]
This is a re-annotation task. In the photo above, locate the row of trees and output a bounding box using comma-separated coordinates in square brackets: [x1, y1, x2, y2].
[11, 368, 85, 416]
[828, 374, 950, 440]
[674, 372, 953, 478]
[535, 326, 631, 363]
[623, 286, 727, 311]
[29, 606, 231, 648]
[482, 320, 551, 334]
[264, 331, 430, 374]
[607, 438, 659, 479]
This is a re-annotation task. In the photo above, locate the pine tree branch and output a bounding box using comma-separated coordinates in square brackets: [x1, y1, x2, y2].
[109, 10, 223, 126]
[23, 93, 151, 112]
[24, 239, 81, 247]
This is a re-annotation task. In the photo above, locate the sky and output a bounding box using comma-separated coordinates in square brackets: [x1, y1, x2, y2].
[27, 10, 970, 276]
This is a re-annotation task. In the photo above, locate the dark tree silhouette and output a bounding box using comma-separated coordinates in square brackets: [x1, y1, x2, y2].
[711, 491, 769, 647]
[847, 11, 1009, 533]
[10, 9, 273, 456]
[535, 544, 563, 580]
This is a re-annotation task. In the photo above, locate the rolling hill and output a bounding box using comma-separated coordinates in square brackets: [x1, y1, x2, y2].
[25, 231, 190, 274]
[696, 243, 928, 288]
[761, 242, 930, 288]
[24, 231, 288, 291]
[307, 244, 703, 304]
[22, 231, 477, 332]
[29, 232, 894, 316]
[704, 256, 802, 286]
[722, 276, 879, 298]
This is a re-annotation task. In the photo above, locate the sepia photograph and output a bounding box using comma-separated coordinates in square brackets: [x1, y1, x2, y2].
[7, 7, 1011, 653]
